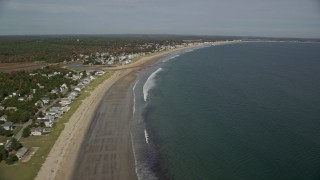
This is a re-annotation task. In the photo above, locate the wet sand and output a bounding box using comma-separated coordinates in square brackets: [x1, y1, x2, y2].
[71, 71, 138, 180]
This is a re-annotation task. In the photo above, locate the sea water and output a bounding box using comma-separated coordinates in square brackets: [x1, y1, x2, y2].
[132, 42, 320, 180]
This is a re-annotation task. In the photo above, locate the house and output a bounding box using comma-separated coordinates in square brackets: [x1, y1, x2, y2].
[30, 127, 44, 136]
[72, 74, 81, 80]
[18, 97, 25, 101]
[0, 105, 4, 111]
[82, 78, 91, 85]
[50, 88, 59, 94]
[0, 115, 7, 122]
[70, 91, 79, 97]
[60, 83, 69, 93]
[39, 114, 55, 121]
[95, 71, 105, 76]
[89, 76, 95, 81]
[16, 147, 28, 159]
[2, 121, 14, 131]
[6, 107, 18, 111]
[59, 98, 71, 106]
[42, 119, 54, 127]
[35, 100, 44, 107]
[27, 94, 33, 101]
[74, 85, 84, 92]
[37, 83, 44, 89]
[41, 97, 50, 104]
[61, 106, 71, 113]
[67, 92, 77, 100]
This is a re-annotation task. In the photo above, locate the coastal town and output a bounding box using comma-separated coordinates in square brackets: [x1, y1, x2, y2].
[0, 37, 232, 179]
[0, 64, 108, 165]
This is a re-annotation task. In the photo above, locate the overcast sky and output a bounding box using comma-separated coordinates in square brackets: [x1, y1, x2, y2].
[0, 0, 319, 38]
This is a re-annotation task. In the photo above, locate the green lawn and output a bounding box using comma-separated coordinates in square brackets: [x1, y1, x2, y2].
[0, 71, 114, 180]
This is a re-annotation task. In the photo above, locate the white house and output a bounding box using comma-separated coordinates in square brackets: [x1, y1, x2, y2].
[30, 127, 44, 136]
[41, 97, 50, 104]
[59, 98, 72, 106]
[60, 83, 68, 93]
[16, 147, 28, 159]
[42, 119, 54, 127]
[74, 85, 84, 92]
[0, 115, 7, 122]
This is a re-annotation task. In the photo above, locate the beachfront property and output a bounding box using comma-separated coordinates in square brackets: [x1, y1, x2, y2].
[59, 98, 72, 106]
[16, 147, 28, 160]
[2, 121, 14, 130]
[30, 127, 45, 136]
[67, 91, 79, 100]
[74, 85, 84, 92]
[43, 119, 54, 127]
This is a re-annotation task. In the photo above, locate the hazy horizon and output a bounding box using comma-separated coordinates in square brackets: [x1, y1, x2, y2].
[0, 0, 319, 38]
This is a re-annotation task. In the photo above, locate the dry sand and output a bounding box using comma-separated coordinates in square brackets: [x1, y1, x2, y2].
[35, 46, 201, 180]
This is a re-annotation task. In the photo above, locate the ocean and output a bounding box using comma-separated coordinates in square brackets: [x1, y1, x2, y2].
[131, 42, 320, 180]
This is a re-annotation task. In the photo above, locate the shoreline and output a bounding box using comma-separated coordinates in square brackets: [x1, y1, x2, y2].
[35, 45, 205, 180]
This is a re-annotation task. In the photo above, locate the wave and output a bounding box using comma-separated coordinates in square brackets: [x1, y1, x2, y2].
[144, 129, 149, 144]
[132, 80, 139, 114]
[162, 54, 180, 62]
[143, 68, 163, 101]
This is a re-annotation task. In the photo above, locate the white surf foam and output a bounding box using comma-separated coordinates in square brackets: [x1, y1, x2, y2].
[162, 54, 180, 62]
[132, 80, 139, 114]
[143, 68, 163, 101]
[144, 129, 149, 144]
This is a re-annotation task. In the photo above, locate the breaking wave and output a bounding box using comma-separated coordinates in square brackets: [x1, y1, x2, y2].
[143, 68, 163, 101]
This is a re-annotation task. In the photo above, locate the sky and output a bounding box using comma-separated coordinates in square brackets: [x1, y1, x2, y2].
[0, 0, 319, 38]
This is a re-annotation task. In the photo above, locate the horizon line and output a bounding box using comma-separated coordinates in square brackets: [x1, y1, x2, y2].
[0, 33, 319, 40]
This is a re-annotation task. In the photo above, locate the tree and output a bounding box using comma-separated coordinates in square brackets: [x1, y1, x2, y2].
[0, 145, 8, 161]
[0, 126, 13, 137]
[8, 138, 22, 152]
[22, 126, 31, 138]
[5, 154, 18, 165]
[39, 122, 45, 127]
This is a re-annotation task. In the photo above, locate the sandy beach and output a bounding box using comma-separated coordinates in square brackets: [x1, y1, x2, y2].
[35, 45, 202, 180]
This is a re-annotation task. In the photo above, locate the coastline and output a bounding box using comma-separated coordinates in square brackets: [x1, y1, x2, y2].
[35, 45, 205, 180]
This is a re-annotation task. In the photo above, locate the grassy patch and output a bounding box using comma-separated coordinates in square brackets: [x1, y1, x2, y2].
[0, 71, 114, 180]
[0, 136, 9, 142]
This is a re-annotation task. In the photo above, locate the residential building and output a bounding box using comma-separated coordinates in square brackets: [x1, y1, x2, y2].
[16, 147, 28, 159]
[30, 127, 44, 136]
[41, 97, 50, 104]
[2, 121, 14, 130]
[0, 115, 7, 122]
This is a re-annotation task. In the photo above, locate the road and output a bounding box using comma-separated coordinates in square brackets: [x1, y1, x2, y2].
[14, 119, 32, 140]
